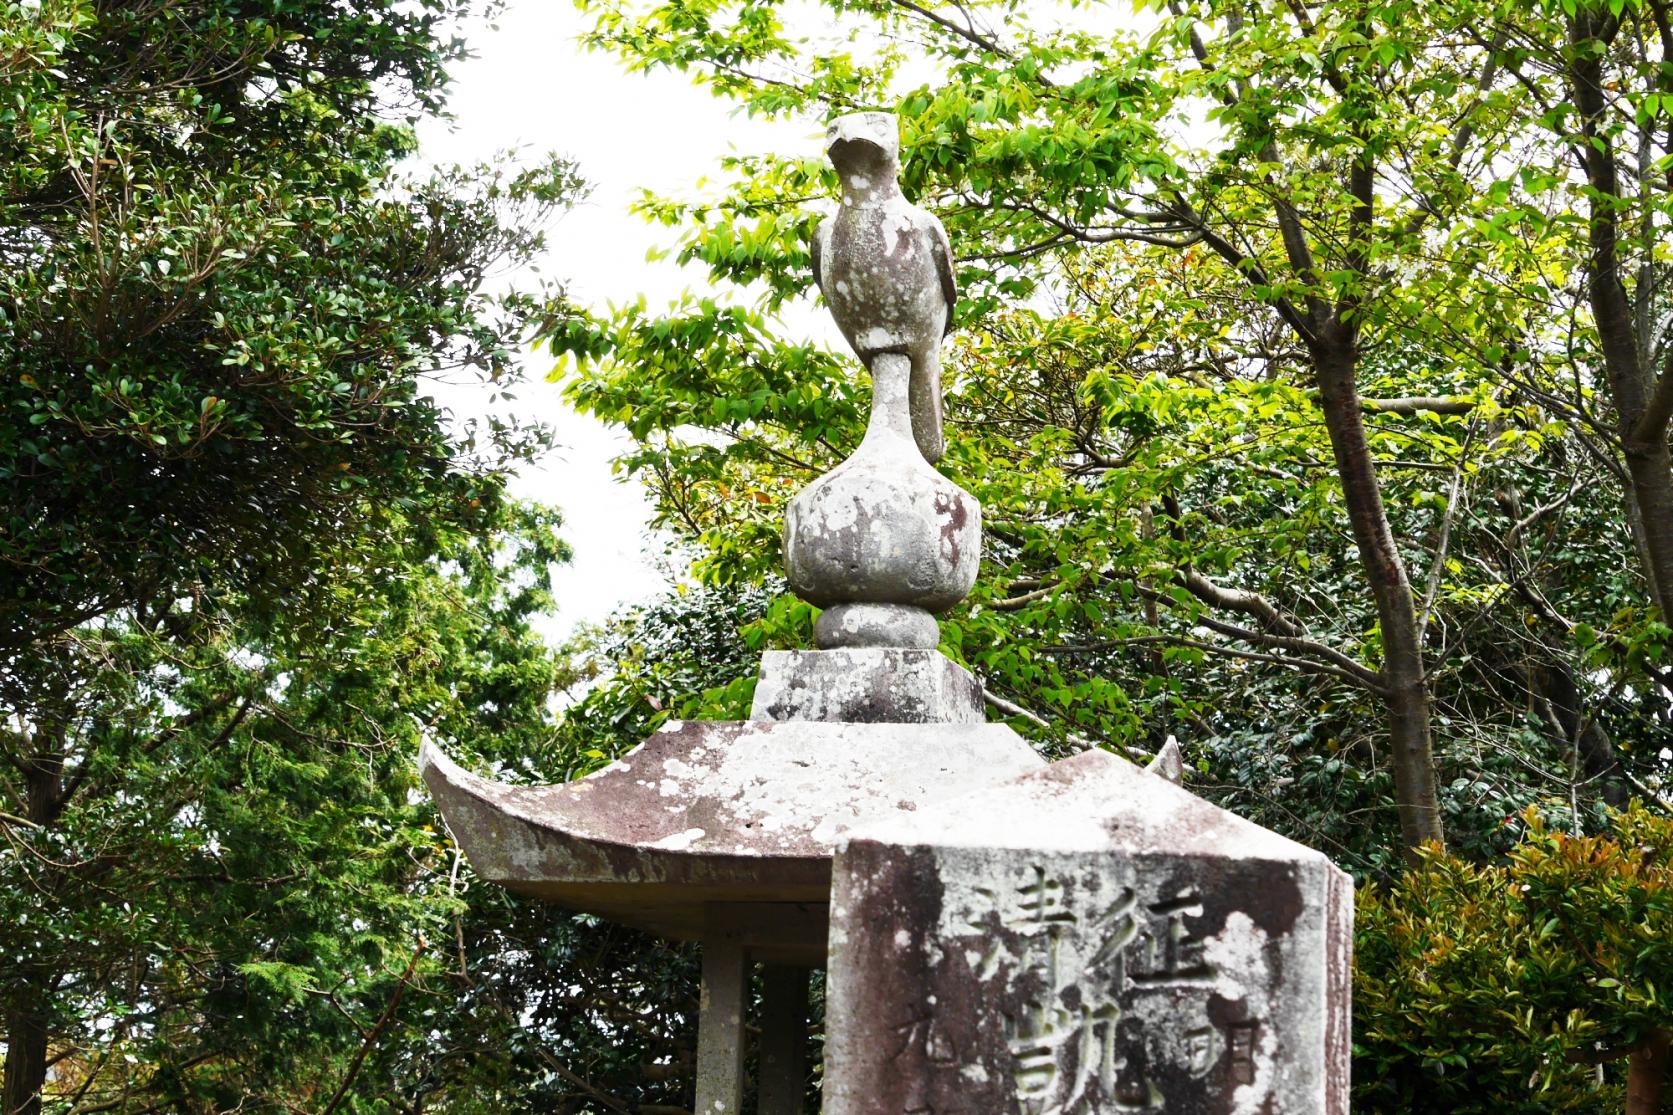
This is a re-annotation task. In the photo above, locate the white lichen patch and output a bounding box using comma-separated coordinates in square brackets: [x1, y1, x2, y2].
[650, 828, 707, 851]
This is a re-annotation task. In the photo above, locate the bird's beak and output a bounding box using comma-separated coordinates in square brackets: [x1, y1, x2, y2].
[826, 117, 887, 164]
[827, 135, 884, 163]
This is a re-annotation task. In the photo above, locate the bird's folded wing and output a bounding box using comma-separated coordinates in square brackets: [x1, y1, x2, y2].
[927, 215, 957, 334]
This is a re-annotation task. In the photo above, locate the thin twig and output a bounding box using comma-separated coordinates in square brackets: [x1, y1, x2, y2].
[1417, 419, 1478, 644]
[317, 941, 426, 1115]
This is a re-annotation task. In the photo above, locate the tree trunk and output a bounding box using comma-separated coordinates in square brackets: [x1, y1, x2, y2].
[1622, 439, 1673, 618]
[1315, 335, 1446, 852]
[1569, 15, 1673, 618]
[3, 746, 63, 1115]
[1, 1005, 48, 1115]
[1627, 1029, 1670, 1115]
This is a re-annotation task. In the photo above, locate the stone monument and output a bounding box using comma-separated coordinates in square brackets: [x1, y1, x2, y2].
[422, 111, 1040, 1112]
[823, 750, 1352, 1112]
[421, 110, 1353, 1114]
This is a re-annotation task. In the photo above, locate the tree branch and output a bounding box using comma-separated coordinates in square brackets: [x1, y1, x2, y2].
[1178, 569, 1304, 638]
[1636, 348, 1673, 442]
[317, 942, 425, 1115]
[1135, 584, 1386, 690]
[1045, 633, 1388, 691]
[998, 198, 1204, 248]
[1417, 420, 1477, 644]
[1361, 396, 1478, 416]
[887, 0, 1019, 66]
[988, 582, 1060, 611]
[980, 688, 1153, 760]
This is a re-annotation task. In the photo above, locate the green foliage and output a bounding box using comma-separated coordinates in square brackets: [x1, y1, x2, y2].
[0, 0, 582, 651]
[7, 0, 1673, 1107]
[391, 895, 704, 1112]
[0, 0, 589, 1109]
[550, 581, 778, 776]
[558, 0, 1673, 867]
[397, 583, 787, 1111]
[554, 0, 1673, 1099]
[2, 502, 574, 1110]
[1355, 805, 1673, 1112]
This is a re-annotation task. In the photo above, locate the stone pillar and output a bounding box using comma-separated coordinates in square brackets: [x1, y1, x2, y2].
[823, 749, 1353, 1114]
[694, 933, 747, 1115]
[757, 965, 810, 1115]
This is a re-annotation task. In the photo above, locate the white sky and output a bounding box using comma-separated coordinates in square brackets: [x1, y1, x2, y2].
[413, 3, 834, 641]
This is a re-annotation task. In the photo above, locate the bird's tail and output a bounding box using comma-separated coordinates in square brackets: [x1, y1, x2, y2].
[909, 347, 946, 465]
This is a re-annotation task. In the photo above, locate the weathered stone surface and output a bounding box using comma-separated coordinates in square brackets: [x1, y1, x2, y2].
[812, 111, 956, 465]
[1147, 735, 1185, 785]
[694, 933, 747, 1115]
[783, 352, 980, 625]
[815, 601, 939, 649]
[421, 719, 1042, 961]
[750, 648, 984, 724]
[824, 749, 1353, 1114]
[785, 111, 977, 650]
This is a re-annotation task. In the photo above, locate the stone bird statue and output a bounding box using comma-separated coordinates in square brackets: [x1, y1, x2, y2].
[811, 111, 957, 464]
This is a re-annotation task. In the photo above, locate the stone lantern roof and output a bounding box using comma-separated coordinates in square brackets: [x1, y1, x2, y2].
[418, 718, 1042, 966]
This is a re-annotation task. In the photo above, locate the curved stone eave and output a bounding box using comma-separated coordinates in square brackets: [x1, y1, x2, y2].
[417, 719, 1047, 947]
[419, 738, 831, 949]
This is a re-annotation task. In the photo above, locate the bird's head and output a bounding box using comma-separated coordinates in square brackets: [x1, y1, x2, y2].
[825, 112, 899, 183]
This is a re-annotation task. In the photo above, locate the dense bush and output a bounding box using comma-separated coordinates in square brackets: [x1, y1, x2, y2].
[1355, 806, 1673, 1112]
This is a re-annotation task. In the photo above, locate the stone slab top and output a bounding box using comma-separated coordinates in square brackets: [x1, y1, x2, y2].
[420, 718, 1044, 952]
[845, 747, 1330, 865]
[749, 647, 984, 725]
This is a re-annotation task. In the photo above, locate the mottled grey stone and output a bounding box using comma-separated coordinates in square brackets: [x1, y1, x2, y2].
[786, 111, 979, 651]
[812, 111, 956, 465]
[750, 648, 984, 725]
[824, 749, 1353, 1114]
[815, 601, 940, 649]
[420, 719, 1042, 962]
[783, 352, 980, 628]
[1148, 735, 1185, 785]
[694, 933, 746, 1115]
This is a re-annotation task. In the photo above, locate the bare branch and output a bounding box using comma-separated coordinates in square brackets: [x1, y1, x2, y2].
[316, 942, 426, 1115]
[1178, 570, 1304, 638]
[1417, 420, 1477, 644]
[1636, 349, 1673, 441]
[997, 198, 1204, 248]
[981, 689, 1157, 763]
[1361, 396, 1479, 416]
[988, 583, 1060, 611]
[887, 0, 1022, 68]
[1046, 633, 1388, 691]
[1135, 584, 1386, 690]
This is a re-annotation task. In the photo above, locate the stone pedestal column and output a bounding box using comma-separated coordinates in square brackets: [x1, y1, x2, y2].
[757, 966, 810, 1115]
[695, 934, 747, 1115]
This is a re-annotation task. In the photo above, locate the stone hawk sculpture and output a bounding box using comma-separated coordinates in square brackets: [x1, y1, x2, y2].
[811, 111, 957, 464]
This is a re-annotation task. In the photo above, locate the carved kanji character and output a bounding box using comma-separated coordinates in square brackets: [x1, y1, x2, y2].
[1130, 889, 1215, 988]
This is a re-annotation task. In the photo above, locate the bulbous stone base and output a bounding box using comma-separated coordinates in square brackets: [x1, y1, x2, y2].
[815, 602, 939, 649]
[782, 354, 980, 622]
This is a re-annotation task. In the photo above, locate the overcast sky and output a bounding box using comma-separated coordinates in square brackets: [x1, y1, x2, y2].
[413, 3, 836, 640]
